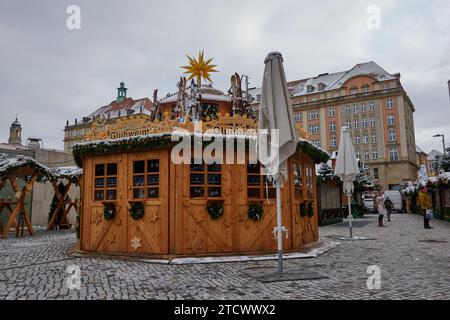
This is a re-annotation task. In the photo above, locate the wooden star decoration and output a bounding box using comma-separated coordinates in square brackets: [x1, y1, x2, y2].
[181, 50, 218, 87]
[15, 190, 22, 199]
[130, 236, 142, 251]
[149, 210, 160, 224]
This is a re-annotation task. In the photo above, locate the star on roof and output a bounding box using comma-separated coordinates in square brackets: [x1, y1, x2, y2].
[181, 50, 218, 86]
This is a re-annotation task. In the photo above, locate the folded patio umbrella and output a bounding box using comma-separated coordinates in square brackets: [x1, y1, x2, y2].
[258, 52, 298, 272]
[334, 127, 360, 238]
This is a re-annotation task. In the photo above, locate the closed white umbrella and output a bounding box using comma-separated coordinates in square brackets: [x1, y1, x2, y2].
[259, 52, 298, 273]
[334, 127, 360, 238]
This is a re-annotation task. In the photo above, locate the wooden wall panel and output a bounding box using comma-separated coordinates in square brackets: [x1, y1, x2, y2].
[80, 147, 318, 256]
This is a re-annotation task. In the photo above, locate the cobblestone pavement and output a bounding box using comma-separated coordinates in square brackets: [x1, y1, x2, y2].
[0, 213, 449, 300]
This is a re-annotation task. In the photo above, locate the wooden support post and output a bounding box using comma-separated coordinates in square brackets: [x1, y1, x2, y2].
[1, 171, 38, 239]
[48, 181, 72, 230]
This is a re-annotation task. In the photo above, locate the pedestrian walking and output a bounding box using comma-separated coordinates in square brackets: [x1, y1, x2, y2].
[418, 186, 433, 229]
[377, 195, 387, 227]
[384, 196, 394, 222]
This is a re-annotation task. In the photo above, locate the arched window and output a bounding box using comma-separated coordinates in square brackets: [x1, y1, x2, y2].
[350, 86, 358, 95]
[307, 85, 314, 93]
[361, 84, 370, 93]
[318, 83, 326, 91]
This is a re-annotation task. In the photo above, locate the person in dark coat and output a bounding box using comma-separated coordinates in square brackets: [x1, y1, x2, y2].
[384, 196, 394, 222]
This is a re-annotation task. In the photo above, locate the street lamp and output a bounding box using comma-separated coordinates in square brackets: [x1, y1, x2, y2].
[433, 134, 446, 155]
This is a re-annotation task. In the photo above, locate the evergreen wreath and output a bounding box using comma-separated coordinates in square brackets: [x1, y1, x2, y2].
[103, 203, 116, 220]
[207, 201, 224, 220]
[129, 201, 145, 220]
[248, 203, 263, 221]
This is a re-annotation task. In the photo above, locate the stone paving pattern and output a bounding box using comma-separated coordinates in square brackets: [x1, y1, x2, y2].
[0, 213, 449, 300]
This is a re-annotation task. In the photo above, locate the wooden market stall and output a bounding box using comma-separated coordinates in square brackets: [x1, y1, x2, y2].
[74, 114, 329, 257]
[47, 167, 82, 230]
[0, 154, 82, 238]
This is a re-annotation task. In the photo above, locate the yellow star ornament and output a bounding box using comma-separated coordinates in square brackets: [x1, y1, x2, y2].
[181, 50, 218, 87]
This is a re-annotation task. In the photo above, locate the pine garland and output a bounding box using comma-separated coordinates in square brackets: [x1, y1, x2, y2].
[73, 134, 330, 168]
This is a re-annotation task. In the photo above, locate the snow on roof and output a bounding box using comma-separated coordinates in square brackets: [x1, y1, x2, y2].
[159, 85, 232, 104]
[0, 154, 82, 182]
[73, 132, 329, 167]
[416, 145, 427, 155]
[87, 98, 153, 121]
[252, 62, 398, 98]
[427, 149, 443, 161]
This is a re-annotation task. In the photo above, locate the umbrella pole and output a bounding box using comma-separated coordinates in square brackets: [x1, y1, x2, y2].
[348, 194, 353, 238]
[276, 178, 283, 273]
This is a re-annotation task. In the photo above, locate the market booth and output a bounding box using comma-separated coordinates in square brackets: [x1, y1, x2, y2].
[74, 114, 329, 257]
[74, 52, 328, 256]
[0, 154, 81, 238]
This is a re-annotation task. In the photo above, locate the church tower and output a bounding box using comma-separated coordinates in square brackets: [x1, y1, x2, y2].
[8, 116, 22, 145]
[116, 81, 127, 103]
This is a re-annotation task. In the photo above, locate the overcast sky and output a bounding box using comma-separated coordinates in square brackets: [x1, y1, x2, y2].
[0, 0, 449, 153]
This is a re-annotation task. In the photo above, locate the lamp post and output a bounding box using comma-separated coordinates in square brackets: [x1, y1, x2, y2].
[433, 134, 446, 156]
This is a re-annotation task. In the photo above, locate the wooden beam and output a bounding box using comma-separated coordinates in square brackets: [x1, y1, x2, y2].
[48, 181, 74, 230]
[1, 171, 38, 239]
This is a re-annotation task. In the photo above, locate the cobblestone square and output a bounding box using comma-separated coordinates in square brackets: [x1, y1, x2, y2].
[0, 213, 449, 300]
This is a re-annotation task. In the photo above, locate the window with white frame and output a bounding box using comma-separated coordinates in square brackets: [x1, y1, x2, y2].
[372, 149, 379, 159]
[293, 111, 302, 122]
[369, 101, 375, 111]
[361, 103, 367, 112]
[362, 85, 370, 93]
[372, 132, 377, 143]
[354, 104, 359, 113]
[362, 119, 368, 128]
[346, 120, 351, 129]
[312, 139, 320, 147]
[355, 135, 361, 145]
[329, 107, 336, 117]
[388, 130, 396, 141]
[387, 115, 395, 125]
[363, 134, 369, 144]
[364, 150, 370, 160]
[373, 167, 379, 179]
[356, 150, 361, 159]
[350, 87, 358, 95]
[389, 145, 399, 161]
[308, 124, 319, 135]
[308, 110, 319, 120]
[330, 135, 337, 148]
[370, 117, 376, 127]
[354, 119, 359, 129]
[345, 105, 350, 114]
[386, 98, 394, 109]
[330, 121, 336, 133]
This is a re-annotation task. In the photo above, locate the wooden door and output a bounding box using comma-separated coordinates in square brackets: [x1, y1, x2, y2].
[290, 151, 319, 248]
[235, 161, 292, 253]
[82, 154, 127, 253]
[174, 159, 234, 255]
[126, 150, 169, 254]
